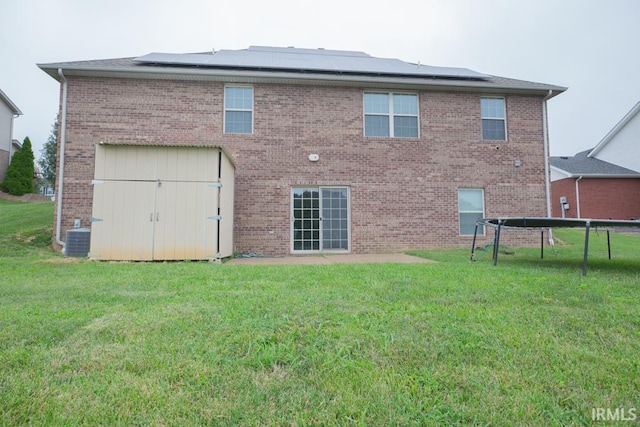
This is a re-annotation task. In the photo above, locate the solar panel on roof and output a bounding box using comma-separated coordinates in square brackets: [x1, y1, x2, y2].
[135, 46, 489, 80]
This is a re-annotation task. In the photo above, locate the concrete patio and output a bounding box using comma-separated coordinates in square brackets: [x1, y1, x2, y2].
[226, 253, 434, 265]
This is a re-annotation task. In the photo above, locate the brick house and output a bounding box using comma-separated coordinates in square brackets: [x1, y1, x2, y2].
[0, 89, 22, 183]
[39, 46, 565, 260]
[551, 101, 640, 220]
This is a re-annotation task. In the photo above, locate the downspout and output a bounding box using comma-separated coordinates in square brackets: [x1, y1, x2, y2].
[575, 176, 583, 218]
[9, 114, 18, 160]
[55, 68, 68, 248]
[542, 89, 554, 244]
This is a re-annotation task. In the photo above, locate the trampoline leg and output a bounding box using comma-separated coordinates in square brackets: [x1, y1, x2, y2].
[583, 221, 590, 276]
[607, 229, 611, 260]
[540, 229, 544, 259]
[493, 223, 502, 266]
[470, 223, 479, 261]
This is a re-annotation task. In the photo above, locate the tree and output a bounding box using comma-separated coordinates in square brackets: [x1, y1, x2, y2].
[38, 118, 58, 187]
[2, 136, 35, 195]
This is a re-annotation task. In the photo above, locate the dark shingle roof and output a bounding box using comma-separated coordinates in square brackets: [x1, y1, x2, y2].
[551, 150, 640, 176]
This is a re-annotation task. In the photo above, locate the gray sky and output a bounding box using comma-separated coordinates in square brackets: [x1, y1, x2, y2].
[2, 0, 639, 159]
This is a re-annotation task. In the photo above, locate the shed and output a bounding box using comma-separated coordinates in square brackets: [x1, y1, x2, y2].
[89, 144, 234, 261]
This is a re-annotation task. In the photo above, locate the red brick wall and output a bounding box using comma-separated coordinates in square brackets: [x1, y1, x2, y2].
[55, 76, 548, 254]
[551, 177, 640, 220]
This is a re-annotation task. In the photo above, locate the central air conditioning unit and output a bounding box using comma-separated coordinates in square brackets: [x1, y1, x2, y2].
[65, 228, 91, 257]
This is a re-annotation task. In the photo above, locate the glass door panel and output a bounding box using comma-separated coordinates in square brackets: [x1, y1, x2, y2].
[292, 188, 320, 251]
[321, 188, 349, 250]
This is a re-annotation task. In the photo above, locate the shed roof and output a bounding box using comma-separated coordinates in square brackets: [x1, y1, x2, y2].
[38, 46, 566, 97]
[550, 149, 640, 177]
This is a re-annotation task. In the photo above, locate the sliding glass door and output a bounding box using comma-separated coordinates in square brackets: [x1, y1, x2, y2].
[292, 187, 350, 252]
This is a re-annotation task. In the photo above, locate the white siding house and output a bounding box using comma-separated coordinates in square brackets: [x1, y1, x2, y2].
[0, 89, 22, 182]
[588, 101, 640, 173]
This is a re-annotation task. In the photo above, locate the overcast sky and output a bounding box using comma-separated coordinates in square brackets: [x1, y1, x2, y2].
[2, 0, 638, 159]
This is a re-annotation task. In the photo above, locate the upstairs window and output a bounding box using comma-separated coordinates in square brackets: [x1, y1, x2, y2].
[458, 188, 485, 235]
[481, 97, 506, 140]
[364, 92, 418, 138]
[224, 86, 253, 133]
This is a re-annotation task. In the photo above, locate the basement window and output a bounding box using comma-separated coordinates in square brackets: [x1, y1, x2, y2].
[458, 188, 485, 235]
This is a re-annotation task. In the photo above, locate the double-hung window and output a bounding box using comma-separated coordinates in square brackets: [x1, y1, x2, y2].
[458, 188, 485, 235]
[364, 92, 418, 137]
[224, 86, 253, 134]
[481, 97, 506, 140]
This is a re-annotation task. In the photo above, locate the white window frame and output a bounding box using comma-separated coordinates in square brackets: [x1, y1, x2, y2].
[363, 92, 419, 138]
[481, 96, 507, 141]
[290, 186, 351, 254]
[224, 85, 254, 134]
[458, 188, 485, 236]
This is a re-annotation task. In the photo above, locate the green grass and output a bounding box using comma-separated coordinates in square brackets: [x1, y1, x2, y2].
[1, 199, 639, 425]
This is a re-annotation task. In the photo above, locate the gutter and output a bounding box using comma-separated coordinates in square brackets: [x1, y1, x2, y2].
[55, 68, 68, 248]
[9, 114, 18, 161]
[565, 173, 640, 179]
[542, 89, 554, 244]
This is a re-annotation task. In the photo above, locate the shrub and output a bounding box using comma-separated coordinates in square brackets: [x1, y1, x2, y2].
[2, 137, 35, 195]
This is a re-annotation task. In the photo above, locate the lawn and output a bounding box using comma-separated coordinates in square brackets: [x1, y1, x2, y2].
[1, 199, 639, 425]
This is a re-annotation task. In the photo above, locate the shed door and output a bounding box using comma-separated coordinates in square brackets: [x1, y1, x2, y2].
[153, 180, 218, 260]
[90, 145, 222, 261]
[91, 180, 156, 260]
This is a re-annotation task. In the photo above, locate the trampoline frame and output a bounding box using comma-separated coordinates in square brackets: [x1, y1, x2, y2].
[470, 217, 640, 275]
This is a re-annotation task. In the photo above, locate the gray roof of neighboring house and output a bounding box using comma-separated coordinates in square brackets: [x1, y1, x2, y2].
[0, 89, 22, 115]
[550, 149, 640, 177]
[38, 46, 566, 97]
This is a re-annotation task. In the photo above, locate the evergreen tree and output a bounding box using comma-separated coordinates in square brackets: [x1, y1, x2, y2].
[38, 119, 58, 187]
[2, 136, 35, 195]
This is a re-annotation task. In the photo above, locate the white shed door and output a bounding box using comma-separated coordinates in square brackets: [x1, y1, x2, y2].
[91, 180, 156, 260]
[90, 145, 221, 261]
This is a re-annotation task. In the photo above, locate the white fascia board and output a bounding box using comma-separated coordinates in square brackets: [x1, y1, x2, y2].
[589, 101, 640, 158]
[0, 89, 22, 115]
[550, 165, 572, 179]
[550, 164, 640, 179]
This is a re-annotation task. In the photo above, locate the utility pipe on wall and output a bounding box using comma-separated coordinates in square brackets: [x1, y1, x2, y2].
[55, 68, 68, 248]
[575, 176, 583, 218]
[9, 114, 19, 161]
[542, 89, 554, 244]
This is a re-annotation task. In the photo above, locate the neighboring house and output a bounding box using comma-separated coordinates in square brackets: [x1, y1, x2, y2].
[551, 101, 640, 220]
[38, 46, 565, 260]
[0, 89, 22, 183]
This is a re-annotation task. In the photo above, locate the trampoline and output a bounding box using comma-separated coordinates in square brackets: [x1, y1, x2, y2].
[470, 217, 640, 275]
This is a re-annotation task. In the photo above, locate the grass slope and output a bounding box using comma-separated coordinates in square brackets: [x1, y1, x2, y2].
[1, 199, 639, 425]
